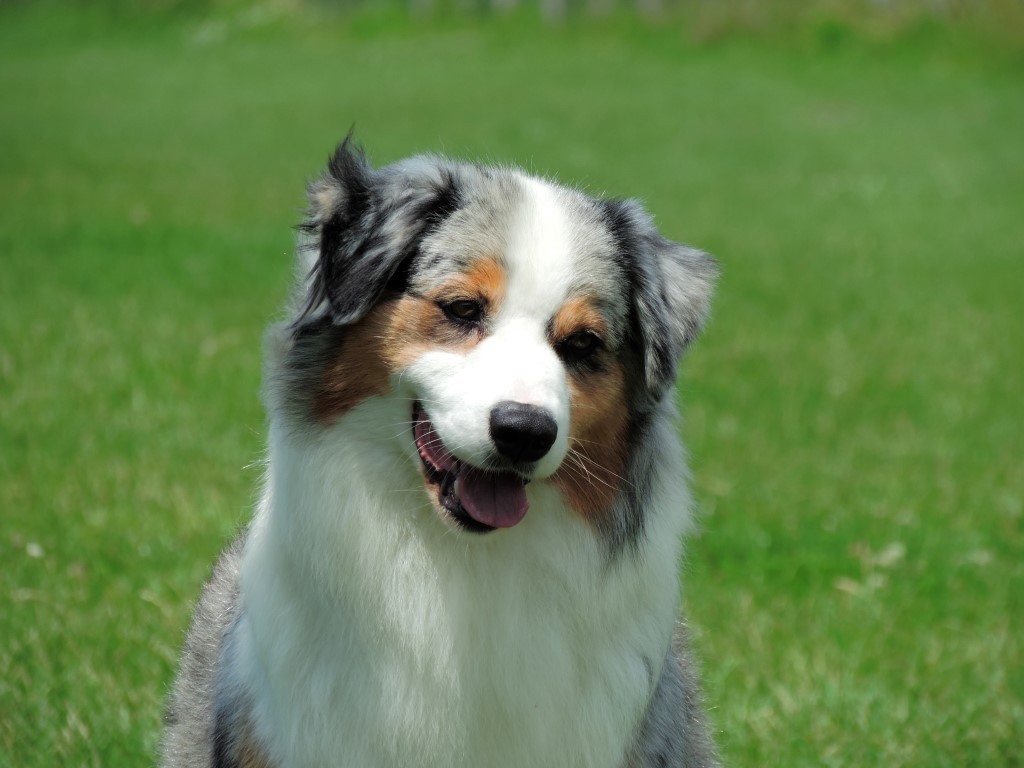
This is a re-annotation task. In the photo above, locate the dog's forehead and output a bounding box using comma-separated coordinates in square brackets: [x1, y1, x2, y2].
[413, 169, 629, 331]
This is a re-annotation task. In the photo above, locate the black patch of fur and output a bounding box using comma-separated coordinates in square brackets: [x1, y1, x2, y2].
[599, 198, 717, 556]
[295, 137, 372, 326]
[318, 148, 375, 320]
[211, 711, 235, 768]
[295, 138, 463, 332]
[602, 199, 677, 402]
[601, 198, 717, 407]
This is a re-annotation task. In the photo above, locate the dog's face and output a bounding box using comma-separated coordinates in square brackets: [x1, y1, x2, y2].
[275, 142, 715, 539]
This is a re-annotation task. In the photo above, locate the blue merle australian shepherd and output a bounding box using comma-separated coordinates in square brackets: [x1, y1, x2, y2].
[161, 138, 721, 768]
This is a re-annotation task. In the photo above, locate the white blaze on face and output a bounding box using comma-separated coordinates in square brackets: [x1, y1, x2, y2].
[404, 177, 577, 478]
[502, 177, 579, 322]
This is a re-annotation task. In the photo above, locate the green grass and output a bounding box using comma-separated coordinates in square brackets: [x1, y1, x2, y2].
[1, 4, 1022, 766]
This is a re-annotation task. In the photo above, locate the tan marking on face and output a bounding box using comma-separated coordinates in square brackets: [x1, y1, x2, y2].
[236, 736, 274, 768]
[549, 295, 608, 343]
[549, 296, 628, 524]
[313, 257, 506, 423]
[432, 256, 507, 307]
[551, 359, 629, 523]
[312, 306, 393, 421]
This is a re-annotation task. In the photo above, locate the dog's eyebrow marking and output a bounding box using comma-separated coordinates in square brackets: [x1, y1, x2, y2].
[548, 295, 608, 342]
[429, 255, 507, 308]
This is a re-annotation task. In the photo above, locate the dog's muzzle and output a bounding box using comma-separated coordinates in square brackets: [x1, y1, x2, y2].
[414, 401, 557, 533]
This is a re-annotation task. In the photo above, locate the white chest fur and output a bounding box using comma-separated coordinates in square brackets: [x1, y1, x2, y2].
[235, 404, 689, 768]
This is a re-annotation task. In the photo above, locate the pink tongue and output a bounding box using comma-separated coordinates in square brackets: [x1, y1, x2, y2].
[458, 470, 529, 529]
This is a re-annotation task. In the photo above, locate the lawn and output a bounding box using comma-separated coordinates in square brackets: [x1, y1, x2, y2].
[1, 4, 1021, 766]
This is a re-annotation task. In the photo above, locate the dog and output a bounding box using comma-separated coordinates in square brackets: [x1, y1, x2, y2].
[161, 138, 720, 768]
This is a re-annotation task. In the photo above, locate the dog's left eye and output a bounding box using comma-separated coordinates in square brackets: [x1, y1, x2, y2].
[559, 331, 602, 360]
[442, 299, 483, 324]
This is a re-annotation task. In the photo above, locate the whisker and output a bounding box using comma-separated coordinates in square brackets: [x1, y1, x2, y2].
[567, 447, 635, 491]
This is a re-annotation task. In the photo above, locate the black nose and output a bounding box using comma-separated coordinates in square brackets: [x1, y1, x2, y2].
[489, 401, 558, 463]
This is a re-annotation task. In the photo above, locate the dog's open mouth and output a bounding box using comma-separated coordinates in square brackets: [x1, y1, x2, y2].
[412, 402, 529, 533]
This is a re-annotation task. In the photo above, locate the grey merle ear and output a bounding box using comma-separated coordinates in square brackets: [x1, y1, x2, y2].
[603, 199, 718, 398]
[295, 138, 461, 330]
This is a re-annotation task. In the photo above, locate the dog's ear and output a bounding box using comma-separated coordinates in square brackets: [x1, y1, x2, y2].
[295, 138, 461, 329]
[604, 199, 718, 399]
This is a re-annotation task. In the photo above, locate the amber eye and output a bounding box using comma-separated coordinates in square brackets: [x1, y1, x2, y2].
[559, 330, 602, 362]
[441, 299, 483, 324]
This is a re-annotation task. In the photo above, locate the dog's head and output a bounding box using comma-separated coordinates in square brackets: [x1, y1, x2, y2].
[270, 139, 716, 538]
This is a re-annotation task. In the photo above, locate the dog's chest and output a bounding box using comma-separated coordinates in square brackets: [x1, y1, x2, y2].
[241, 490, 672, 768]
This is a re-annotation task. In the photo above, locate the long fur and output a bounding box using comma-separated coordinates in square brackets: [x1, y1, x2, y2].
[162, 139, 720, 768]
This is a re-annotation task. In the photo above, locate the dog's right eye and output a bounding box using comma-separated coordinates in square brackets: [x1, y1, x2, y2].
[557, 330, 603, 362]
[441, 299, 483, 324]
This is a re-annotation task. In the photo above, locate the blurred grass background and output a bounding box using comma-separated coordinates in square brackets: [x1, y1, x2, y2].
[1, 1, 1022, 765]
